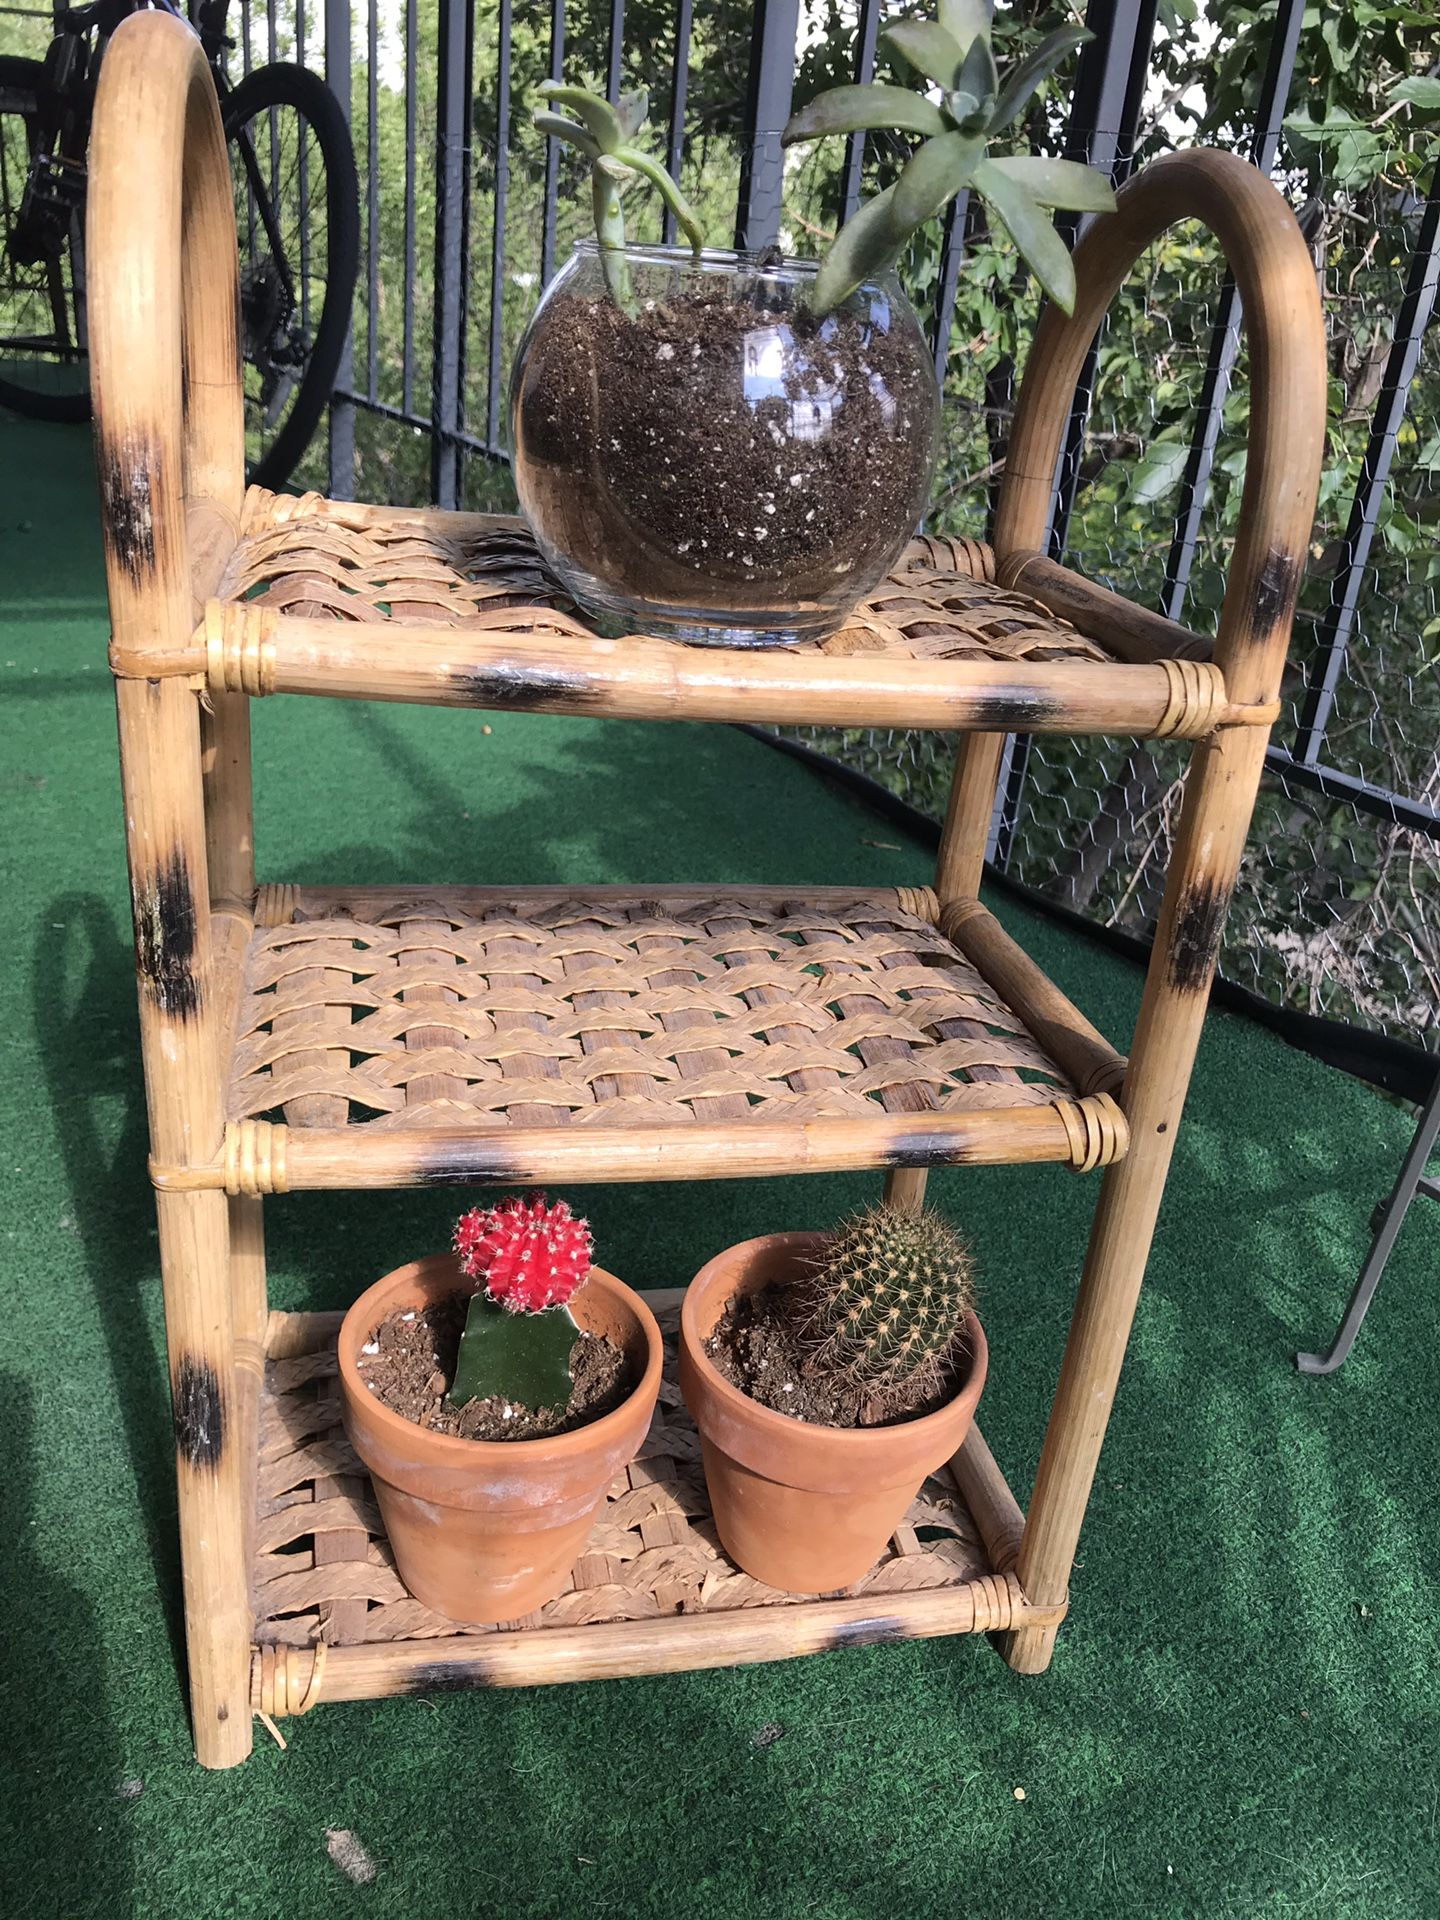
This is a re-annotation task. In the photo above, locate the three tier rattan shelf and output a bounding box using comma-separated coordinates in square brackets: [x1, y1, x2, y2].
[89, 16, 1325, 1766]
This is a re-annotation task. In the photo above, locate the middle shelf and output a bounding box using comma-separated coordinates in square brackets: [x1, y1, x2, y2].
[169, 883, 1130, 1196]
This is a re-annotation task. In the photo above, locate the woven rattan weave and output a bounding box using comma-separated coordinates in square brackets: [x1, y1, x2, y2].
[226, 489, 1109, 668]
[227, 890, 1071, 1133]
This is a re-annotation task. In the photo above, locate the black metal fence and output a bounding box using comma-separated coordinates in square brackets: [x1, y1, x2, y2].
[14, 0, 1429, 1049]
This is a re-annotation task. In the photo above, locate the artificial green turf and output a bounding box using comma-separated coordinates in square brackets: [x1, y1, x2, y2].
[1, 417, 1436, 1920]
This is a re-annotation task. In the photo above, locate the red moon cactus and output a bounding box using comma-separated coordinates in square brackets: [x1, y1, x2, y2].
[454, 1194, 594, 1313]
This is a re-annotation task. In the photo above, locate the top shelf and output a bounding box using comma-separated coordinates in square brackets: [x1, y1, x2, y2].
[160, 487, 1264, 741]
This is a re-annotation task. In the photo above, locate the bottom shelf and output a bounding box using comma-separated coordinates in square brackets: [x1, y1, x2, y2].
[250, 1292, 1061, 1717]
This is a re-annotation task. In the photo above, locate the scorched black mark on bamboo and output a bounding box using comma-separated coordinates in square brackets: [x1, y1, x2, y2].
[881, 1133, 976, 1168]
[452, 662, 601, 710]
[1249, 545, 1300, 645]
[98, 435, 159, 588]
[1167, 877, 1230, 996]
[173, 1355, 225, 1472]
[133, 849, 202, 1018]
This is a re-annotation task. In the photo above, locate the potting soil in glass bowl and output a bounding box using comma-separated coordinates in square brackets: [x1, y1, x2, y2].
[510, 243, 941, 647]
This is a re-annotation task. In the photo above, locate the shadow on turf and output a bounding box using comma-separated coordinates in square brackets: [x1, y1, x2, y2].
[34, 896, 187, 1686]
[0, 1374, 136, 1910]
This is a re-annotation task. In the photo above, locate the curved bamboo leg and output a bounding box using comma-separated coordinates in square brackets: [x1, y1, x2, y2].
[89, 15, 251, 1763]
[117, 678, 252, 1764]
[1005, 723, 1268, 1671]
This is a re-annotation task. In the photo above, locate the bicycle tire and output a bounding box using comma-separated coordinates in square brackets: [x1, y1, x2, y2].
[0, 55, 91, 424]
[222, 62, 359, 491]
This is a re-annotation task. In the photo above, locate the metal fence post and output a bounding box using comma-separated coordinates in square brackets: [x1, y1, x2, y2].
[1293, 179, 1440, 764]
[991, 0, 1157, 869]
[734, 0, 800, 252]
[662, 0, 695, 246]
[323, 0, 356, 500]
[431, 0, 476, 507]
[485, 0, 513, 453]
[1160, 0, 1305, 621]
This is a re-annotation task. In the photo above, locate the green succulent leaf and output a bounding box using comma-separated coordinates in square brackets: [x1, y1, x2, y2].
[892, 129, 987, 233]
[989, 24, 1092, 133]
[972, 155, 1076, 314]
[812, 181, 906, 315]
[946, 32, 999, 129]
[782, 84, 949, 145]
[615, 88, 649, 138]
[937, 0, 993, 51]
[882, 19, 966, 90]
[983, 154, 1116, 212]
[613, 145, 706, 256]
[533, 111, 600, 161]
[594, 153, 638, 185]
[537, 82, 624, 153]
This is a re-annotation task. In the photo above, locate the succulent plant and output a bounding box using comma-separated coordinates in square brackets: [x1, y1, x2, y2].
[450, 1194, 594, 1411]
[534, 81, 706, 305]
[782, 1, 1115, 316]
[799, 1202, 975, 1395]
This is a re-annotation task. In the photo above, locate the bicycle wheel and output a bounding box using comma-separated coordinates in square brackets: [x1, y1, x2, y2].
[0, 55, 91, 423]
[222, 62, 358, 491]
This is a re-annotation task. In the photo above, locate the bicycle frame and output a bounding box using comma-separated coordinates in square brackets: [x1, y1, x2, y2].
[13, 0, 299, 345]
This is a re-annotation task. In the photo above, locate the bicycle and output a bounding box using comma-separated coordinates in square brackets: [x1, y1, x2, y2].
[0, 0, 359, 488]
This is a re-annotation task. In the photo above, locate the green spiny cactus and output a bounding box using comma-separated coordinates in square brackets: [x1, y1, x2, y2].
[782, 2, 1115, 316]
[800, 1203, 975, 1393]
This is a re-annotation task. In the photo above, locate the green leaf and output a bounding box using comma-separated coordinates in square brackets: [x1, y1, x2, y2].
[615, 89, 649, 138]
[989, 25, 1092, 133]
[533, 111, 600, 161]
[971, 156, 1076, 313]
[813, 182, 907, 315]
[946, 33, 999, 128]
[614, 145, 708, 255]
[1391, 75, 1440, 110]
[893, 130, 987, 232]
[938, 0, 993, 50]
[450, 1293, 578, 1413]
[1125, 440, 1190, 506]
[537, 82, 624, 153]
[983, 155, 1116, 212]
[882, 20, 967, 89]
[781, 84, 949, 146]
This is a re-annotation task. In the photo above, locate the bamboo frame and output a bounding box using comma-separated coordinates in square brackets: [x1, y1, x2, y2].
[982, 149, 1325, 1671]
[89, 17, 1324, 1763]
[89, 15, 253, 1766]
[170, 604, 1249, 737]
[995, 550, 1212, 665]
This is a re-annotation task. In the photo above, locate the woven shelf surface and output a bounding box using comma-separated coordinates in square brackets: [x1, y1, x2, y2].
[226, 889, 1073, 1132]
[255, 1304, 991, 1649]
[223, 490, 1107, 668]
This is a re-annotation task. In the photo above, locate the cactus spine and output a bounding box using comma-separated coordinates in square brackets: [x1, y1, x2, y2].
[801, 1203, 974, 1392]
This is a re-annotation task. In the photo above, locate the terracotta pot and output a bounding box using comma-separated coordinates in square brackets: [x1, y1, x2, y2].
[338, 1253, 662, 1623]
[678, 1231, 988, 1594]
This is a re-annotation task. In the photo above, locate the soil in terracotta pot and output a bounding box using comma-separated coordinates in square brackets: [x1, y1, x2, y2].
[358, 1293, 631, 1440]
[516, 279, 937, 609]
[707, 1283, 968, 1430]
